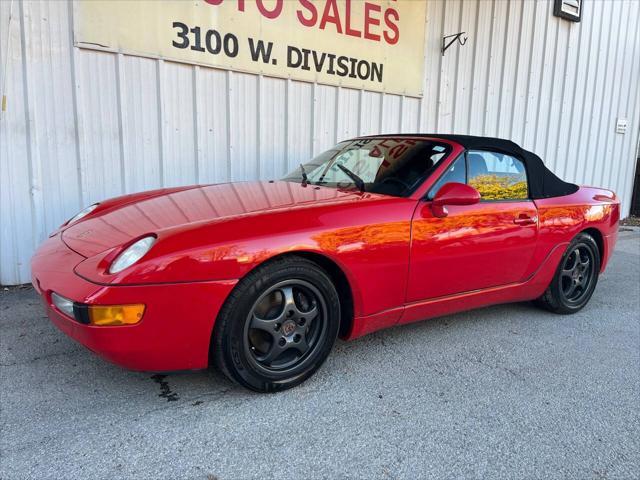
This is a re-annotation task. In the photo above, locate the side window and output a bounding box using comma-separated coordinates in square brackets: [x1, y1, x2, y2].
[467, 151, 528, 200]
[428, 155, 466, 198]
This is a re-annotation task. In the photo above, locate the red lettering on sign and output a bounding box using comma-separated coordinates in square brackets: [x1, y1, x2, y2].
[344, 0, 362, 38]
[296, 0, 317, 27]
[319, 0, 342, 34]
[203, 0, 402, 46]
[363, 3, 381, 41]
[384, 8, 400, 45]
[256, 0, 283, 19]
[204, 0, 246, 11]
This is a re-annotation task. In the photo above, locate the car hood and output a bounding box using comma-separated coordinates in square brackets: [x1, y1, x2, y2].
[62, 181, 365, 257]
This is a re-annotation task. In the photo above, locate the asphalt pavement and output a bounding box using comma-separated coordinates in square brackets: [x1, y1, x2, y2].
[1, 230, 639, 479]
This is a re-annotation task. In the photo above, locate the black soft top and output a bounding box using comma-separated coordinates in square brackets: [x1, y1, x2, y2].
[363, 134, 579, 199]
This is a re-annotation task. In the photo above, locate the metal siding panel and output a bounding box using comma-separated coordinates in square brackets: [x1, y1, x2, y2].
[586, 0, 618, 185]
[574, 0, 604, 186]
[510, 0, 536, 146]
[542, 21, 570, 174]
[21, 0, 80, 244]
[421, 0, 445, 132]
[195, 67, 229, 183]
[160, 61, 197, 186]
[381, 94, 401, 133]
[336, 87, 359, 142]
[0, 0, 34, 284]
[596, 0, 626, 189]
[259, 76, 286, 179]
[359, 90, 381, 136]
[496, 0, 523, 139]
[453, 0, 478, 135]
[401, 97, 420, 133]
[120, 55, 162, 191]
[522, 0, 550, 151]
[467, 0, 493, 136]
[533, 5, 559, 160]
[228, 71, 259, 181]
[560, 3, 591, 181]
[484, 0, 510, 136]
[438, 0, 462, 133]
[313, 84, 337, 154]
[75, 49, 123, 204]
[614, 2, 640, 216]
[582, 1, 612, 186]
[285, 80, 312, 171]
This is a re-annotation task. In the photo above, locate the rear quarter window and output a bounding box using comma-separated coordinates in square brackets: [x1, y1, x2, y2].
[467, 151, 528, 200]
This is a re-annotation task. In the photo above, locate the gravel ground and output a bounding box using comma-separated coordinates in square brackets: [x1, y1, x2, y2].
[621, 216, 640, 227]
[1, 231, 639, 480]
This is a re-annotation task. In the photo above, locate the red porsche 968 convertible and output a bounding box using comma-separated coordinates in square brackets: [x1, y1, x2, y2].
[31, 135, 619, 391]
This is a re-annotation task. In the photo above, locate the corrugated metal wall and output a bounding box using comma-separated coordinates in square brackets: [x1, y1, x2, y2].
[1, 0, 639, 285]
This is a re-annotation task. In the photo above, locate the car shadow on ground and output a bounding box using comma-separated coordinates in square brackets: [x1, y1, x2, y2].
[1, 283, 554, 403]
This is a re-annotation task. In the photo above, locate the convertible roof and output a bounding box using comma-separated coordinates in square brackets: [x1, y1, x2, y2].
[361, 134, 579, 199]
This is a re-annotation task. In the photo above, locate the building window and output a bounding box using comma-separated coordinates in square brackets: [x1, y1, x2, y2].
[554, 0, 582, 22]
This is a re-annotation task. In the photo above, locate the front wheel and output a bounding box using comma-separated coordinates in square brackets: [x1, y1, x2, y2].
[212, 256, 340, 392]
[534, 232, 601, 314]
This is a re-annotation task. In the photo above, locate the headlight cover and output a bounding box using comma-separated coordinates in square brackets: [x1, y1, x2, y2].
[51, 292, 75, 318]
[68, 203, 99, 224]
[109, 236, 156, 274]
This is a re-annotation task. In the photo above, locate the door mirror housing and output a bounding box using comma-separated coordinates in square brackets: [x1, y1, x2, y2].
[431, 182, 481, 217]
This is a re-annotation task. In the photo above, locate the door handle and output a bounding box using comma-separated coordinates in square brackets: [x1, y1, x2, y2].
[514, 213, 537, 226]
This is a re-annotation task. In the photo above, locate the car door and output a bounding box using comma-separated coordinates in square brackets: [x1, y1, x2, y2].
[406, 150, 538, 303]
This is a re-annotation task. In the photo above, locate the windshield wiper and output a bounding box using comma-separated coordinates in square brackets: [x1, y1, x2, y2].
[299, 163, 308, 186]
[336, 164, 365, 192]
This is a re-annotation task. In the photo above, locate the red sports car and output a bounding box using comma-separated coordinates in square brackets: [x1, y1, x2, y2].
[31, 135, 619, 392]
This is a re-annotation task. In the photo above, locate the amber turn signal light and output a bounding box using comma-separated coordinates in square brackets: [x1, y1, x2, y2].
[88, 304, 145, 326]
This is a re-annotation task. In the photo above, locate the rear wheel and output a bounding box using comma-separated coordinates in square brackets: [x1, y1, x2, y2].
[535, 232, 600, 314]
[212, 256, 340, 392]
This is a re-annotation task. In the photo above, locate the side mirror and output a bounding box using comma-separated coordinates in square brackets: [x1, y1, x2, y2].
[431, 182, 481, 218]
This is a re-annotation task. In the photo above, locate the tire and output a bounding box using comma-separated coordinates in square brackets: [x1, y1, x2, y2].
[212, 256, 340, 392]
[534, 232, 601, 314]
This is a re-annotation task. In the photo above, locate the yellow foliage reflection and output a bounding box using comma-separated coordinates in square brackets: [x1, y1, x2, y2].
[469, 174, 528, 200]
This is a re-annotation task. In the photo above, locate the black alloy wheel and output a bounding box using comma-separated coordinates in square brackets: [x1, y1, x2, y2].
[244, 280, 327, 374]
[212, 256, 340, 392]
[535, 232, 601, 314]
[558, 245, 596, 306]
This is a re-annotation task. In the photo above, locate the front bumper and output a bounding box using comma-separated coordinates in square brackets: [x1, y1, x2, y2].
[31, 234, 237, 371]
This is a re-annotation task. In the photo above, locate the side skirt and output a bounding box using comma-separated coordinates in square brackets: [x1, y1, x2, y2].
[346, 242, 568, 340]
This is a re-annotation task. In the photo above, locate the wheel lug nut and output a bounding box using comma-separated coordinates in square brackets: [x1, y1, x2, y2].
[293, 334, 301, 343]
[274, 323, 280, 331]
[278, 338, 286, 347]
[298, 317, 306, 326]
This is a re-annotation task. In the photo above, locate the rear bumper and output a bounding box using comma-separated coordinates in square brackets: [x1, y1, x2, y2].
[601, 230, 618, 273]
[31, 234, 237, 371]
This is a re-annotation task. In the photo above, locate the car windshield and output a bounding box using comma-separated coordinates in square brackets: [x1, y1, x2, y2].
[282, 138, 451, 197]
